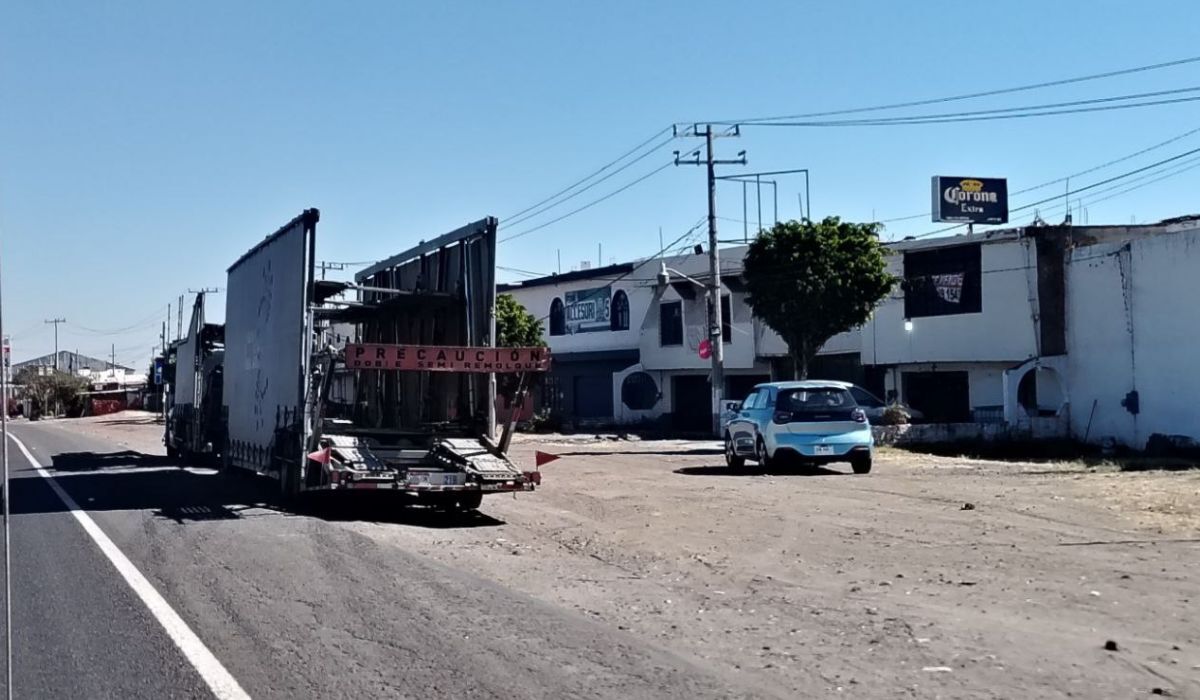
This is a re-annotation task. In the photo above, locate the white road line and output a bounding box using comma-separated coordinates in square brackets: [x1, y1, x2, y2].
[8, 432, 251, 700]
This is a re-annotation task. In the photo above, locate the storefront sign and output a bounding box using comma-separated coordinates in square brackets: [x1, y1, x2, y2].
[932, 176, 1008, 224]
[564, 286, 611, 333]
[345, 344, 552, 373]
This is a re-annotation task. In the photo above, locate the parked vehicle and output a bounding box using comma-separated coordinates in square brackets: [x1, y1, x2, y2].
[186, 209, 545, 511]
[724, 381, 874, 473]
[830, 381, 925, 423]
[163, 292, 225, 464]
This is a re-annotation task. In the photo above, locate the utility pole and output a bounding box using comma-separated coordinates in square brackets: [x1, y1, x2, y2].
[675, 124, 746, 436]
[185, 288, 220, 338]
[317, 262, 345, 280]
[177, 294, 184, 341]
[44, 318, 65, 371]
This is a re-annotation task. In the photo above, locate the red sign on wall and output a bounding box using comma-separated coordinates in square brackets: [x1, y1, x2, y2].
[344, 344, 552, 373]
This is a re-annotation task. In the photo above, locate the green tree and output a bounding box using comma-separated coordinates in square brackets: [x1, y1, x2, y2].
[494, 294, 546, 400]
[743, 217, 896, 379]
[495, 293, 546, 348]
[15, 367, 90, 417]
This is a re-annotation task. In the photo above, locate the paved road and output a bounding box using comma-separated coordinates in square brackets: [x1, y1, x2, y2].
[2, 422, 777, 699]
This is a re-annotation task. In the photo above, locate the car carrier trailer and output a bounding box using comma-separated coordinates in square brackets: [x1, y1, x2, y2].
[219, 209, 546, 510]
[163, 291, 225, 464]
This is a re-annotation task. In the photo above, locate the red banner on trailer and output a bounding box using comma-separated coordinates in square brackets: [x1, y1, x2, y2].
[344, 344, 552, 373]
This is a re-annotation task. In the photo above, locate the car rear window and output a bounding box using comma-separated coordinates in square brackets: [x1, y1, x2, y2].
[777, 388, 856, 412]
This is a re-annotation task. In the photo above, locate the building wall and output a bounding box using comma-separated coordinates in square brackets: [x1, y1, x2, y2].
[882, 361, 1010, 418]
[862, 236, 1041, 366]
[1066, 227, 1200, 448]
[638, 285, 761, 371]
[503, 270, 652, 355]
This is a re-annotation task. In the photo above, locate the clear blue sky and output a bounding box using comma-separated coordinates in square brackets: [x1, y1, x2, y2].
[3, 1, 1199, 367]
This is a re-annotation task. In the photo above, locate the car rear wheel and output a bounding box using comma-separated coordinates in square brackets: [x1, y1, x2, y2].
[851, 454, 872, 474]
[724, 434, 745, 470]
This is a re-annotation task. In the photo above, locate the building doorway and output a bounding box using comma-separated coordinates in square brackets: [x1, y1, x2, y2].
[671, 375, 711, 432]
[903, 371, 970, 423]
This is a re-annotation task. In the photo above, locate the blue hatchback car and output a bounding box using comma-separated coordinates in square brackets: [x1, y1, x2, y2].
[724, 381, 874, 473]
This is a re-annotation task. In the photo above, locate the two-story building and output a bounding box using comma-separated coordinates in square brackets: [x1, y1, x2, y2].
[505, 215, 1200, 449]
[861, 217, 1200, 449]
[501, 247, 858, 431]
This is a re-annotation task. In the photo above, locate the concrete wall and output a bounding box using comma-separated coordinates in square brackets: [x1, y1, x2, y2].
[638, 285, 763, 371]
[503, 269, 653, 355]
[1066, 227, 1200, 448]
[862, 236, 1041, 365]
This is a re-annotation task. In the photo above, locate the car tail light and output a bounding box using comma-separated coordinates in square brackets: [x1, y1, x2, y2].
[852, 408, 867, 423]
[773, 411, 791, 424]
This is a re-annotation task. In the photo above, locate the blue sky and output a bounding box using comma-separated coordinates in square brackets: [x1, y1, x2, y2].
[3, 1, 1199, 366]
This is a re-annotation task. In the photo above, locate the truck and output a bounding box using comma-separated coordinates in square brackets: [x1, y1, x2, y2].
[163, 292, 225, 463]
[217, 209, 545, 510]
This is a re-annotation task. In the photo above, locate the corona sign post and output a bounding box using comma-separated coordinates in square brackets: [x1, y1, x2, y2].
[932, 176, 1008, 225]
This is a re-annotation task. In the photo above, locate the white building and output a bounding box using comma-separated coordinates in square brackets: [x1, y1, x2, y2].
[862, 217, 1200, 449]
[505, 216, 1200, 448]
[501, 248, 856, 431]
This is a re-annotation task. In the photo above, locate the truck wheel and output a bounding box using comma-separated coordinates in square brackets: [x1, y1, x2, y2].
[851, 455, 873, 474]
[724, 434, 745, 470]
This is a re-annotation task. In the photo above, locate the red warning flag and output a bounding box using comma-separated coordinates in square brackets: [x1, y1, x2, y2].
[535, 450, 560, 467]
[307, 446, 332, 465]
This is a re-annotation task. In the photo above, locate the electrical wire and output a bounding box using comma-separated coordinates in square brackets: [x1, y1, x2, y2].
[744, 93, 1200, 127]
[501, 126, 673, 223]
[878, 124, 1200, 224]
[715, 54, 1200, 124]
[66, 306, 168, 336]
[906, 143, 1200, 239]
[501, 136, 682, 229]
[499, 161, 677, 243]
[522, 216, 708, 322]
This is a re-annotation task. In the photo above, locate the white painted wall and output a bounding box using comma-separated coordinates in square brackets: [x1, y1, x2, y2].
[503, 266, 654, 355]
[1066, 227, 1200, 447]
[639, 284, 762, 371]
[862, 236, 1040, 365]
[883, 361, 1009, 410]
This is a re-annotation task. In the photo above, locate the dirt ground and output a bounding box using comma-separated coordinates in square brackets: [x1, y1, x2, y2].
[37, 413, 1200, 698]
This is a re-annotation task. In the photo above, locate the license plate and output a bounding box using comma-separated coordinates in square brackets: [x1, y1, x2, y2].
[813, 445, 834, 456]
[408, 472, 466, 486]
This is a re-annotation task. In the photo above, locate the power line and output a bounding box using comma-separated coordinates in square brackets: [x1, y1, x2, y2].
[908, 143, 1200, 239]
[742, 93, 1200, 128]
[66, 306, 167, 336]
[501, 126, 673, 222]
[501, 135, 680, 229]
[716, 54, 1200, 124]
[499, 160, 676, 243]
[1021, 152, 1200, 221]
[879, 124, 1200, 224]
[523, 216, 708, 322]
[497, 265, 550, 278]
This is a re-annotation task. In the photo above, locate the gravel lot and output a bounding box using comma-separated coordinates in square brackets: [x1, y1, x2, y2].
[31, 412, 1200, 698]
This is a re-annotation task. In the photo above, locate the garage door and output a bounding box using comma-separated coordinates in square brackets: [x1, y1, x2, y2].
[573, 374, 613, 419]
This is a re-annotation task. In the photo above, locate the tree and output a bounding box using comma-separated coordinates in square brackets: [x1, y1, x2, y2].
[743, 217, 896, 379]
[495, 293, 546, 348]
[494, 294, 546, 400]
[15, 367, 90, 418]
